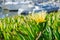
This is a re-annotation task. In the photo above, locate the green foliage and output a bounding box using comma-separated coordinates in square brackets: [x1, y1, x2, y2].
[0, 12, 60, 40]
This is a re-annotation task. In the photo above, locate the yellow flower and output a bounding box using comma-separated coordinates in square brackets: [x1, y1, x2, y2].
[30, 12, 46, 23]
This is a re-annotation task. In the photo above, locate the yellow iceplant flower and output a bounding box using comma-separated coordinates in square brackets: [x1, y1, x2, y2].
[30, 12, 46, 23]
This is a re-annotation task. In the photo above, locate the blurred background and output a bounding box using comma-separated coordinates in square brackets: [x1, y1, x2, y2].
[0, 0, 60, 18]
